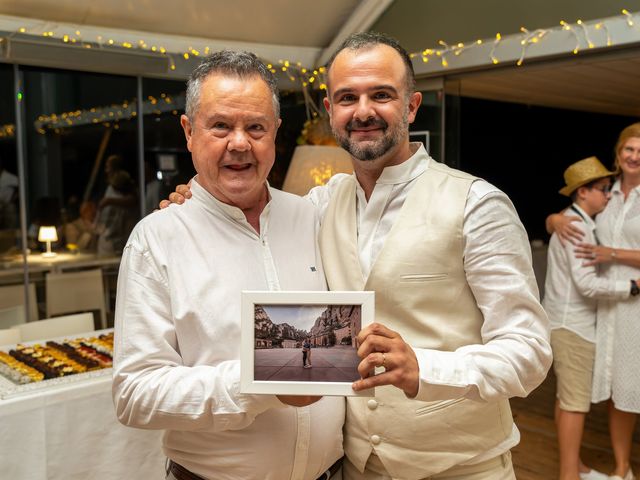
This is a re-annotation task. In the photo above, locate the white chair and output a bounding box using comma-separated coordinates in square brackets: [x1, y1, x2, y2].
[45, 269, 107, 330]
[0, 305, 26, 329]
[0, 327, 21, 345]
[18, 313, 94, 342]
[0, 283, 39, 322]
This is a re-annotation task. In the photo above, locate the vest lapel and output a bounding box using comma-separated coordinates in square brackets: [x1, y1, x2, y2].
[364, 168, 431, 290]
[324, 175, 366, 290]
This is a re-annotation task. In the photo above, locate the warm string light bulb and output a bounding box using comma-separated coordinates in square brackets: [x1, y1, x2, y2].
[576, 20, 594, 48]
[594, 22, 612, 46]
[622, 9, 634, 26]
[490, 33, 502, 64]
[560, 20, 581, 54]
[517, 27, 548, 65]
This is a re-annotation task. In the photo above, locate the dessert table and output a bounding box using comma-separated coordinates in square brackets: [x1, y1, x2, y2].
[0, 332, 165, 479]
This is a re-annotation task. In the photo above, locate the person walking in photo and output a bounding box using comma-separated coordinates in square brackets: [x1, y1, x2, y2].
[303, 338, 312, 368]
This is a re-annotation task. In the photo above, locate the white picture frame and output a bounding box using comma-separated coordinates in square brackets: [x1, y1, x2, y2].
[241, 290, 375, 397]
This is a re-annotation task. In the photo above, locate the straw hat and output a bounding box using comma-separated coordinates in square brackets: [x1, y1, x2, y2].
[559, 156, 615, 196]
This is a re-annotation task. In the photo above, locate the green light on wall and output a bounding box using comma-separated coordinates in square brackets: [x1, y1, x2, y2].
[17, 92, 23, 101]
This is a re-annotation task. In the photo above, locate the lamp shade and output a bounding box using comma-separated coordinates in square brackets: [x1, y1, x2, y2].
[38, 226, 58, 242]
[282, 145, 353, 196]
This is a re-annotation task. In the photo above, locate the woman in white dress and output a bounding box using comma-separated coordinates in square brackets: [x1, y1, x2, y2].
[549, 123, 640, 480]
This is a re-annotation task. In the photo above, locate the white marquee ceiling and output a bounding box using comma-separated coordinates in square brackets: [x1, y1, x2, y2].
[1, 0, 639, 117]
[0, 0, 358, 47]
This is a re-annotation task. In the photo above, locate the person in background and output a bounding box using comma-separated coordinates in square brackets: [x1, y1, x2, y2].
[113, 51, 344, 480]
[64, 200, 98, 251]
[95, 154, 137, 255]
[543, 156, 639, 480]
[144, 160, 163, 215]
[0, 156, 19, 229]
[547, 123, 640, 480]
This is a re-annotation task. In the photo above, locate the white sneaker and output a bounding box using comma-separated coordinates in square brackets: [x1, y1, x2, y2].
[579, 469, 608, 480]
[608, 468, 635, 480]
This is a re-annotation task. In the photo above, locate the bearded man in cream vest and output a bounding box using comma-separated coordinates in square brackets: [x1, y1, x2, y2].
[163, 33, 552, 480]
[304, 32, 552, 480]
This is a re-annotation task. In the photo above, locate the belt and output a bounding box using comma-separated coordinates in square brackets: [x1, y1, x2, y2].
[168, 461, 205, 480]
[168, 457, 343, 480]
[316, 457, 343, 480]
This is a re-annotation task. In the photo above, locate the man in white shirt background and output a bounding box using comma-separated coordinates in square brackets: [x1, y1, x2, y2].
[165, 33, 552, 480]
[543, 156, 640, 480]
[112, 50, 344, 480]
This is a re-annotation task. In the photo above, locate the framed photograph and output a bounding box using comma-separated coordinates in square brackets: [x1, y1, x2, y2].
[241, 291, 375, 397]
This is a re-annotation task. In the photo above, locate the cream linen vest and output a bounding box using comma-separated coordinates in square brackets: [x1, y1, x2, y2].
[319, 161, 514, 480]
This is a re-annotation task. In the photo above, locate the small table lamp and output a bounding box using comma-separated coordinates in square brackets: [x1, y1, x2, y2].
[38, 226, 58, 258]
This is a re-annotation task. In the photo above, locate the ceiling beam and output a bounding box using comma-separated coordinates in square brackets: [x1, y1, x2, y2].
[316, 0, 394, 67]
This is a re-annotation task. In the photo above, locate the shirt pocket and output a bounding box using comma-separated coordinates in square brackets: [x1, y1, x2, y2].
[415, 397, 465, 416]
[399, 273, 449, 283]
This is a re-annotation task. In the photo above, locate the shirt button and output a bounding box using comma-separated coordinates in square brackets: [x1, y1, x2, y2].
[367, 399, 378, 410]
[370, 434, 381, 445]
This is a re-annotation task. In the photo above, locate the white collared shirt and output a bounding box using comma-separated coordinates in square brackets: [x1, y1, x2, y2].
[113, 179, 344, 480]
[543, 204, 629, 342]
[307, 143, 552, 464]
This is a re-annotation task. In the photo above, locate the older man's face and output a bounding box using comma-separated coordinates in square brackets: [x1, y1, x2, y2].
[324, 44, 420, 164]
[181, 74, 280, 209]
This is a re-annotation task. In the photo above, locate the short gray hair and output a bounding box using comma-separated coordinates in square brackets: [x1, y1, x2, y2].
[185, 50, 280, 120]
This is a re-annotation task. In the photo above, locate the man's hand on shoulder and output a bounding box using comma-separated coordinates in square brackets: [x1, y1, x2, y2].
[158, 181, 193, 209]
[352, 322, 419, 398]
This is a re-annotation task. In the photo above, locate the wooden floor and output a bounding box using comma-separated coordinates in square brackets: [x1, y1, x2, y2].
[511, 370, 640, 479]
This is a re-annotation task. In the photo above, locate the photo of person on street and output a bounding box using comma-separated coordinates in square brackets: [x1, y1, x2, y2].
[254, 304, 361, 382]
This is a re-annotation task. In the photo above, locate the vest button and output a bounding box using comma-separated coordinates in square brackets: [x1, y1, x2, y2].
[367, 399, 378, 410]
[370, 434, 381, 445]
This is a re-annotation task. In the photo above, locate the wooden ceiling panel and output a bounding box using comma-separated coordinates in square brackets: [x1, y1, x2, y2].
[448, 48, 640, 116]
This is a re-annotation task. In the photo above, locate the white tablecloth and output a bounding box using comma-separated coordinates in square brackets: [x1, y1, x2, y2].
[0, 375, 165, 479]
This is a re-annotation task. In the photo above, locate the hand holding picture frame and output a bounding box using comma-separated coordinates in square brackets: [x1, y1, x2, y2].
[241, 290, 375, 397]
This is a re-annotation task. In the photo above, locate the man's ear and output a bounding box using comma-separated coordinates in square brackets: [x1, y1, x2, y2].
[180, 114, 193, 152]
[323, 97, 333, 127]
[323, 96, 331, 115]
[407, 91, 422, 124]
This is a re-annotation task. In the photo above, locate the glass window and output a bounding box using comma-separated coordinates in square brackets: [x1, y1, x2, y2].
[19, 66, 138, 325]
[142, 78, 193, 215]
[412, 90, 444, 163]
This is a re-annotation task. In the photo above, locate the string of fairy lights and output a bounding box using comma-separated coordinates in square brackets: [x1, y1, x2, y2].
[0, 8, 637, 137]
[408, 9, 636, 68]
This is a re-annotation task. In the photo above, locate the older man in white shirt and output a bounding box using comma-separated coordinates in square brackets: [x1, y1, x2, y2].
[112, 51, 344, 480]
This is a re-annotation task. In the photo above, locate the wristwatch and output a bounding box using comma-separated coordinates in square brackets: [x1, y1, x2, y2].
[631, 280, 640, 296]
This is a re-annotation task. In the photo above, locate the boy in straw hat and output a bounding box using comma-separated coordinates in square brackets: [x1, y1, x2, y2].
[543, 156, 640, 480]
